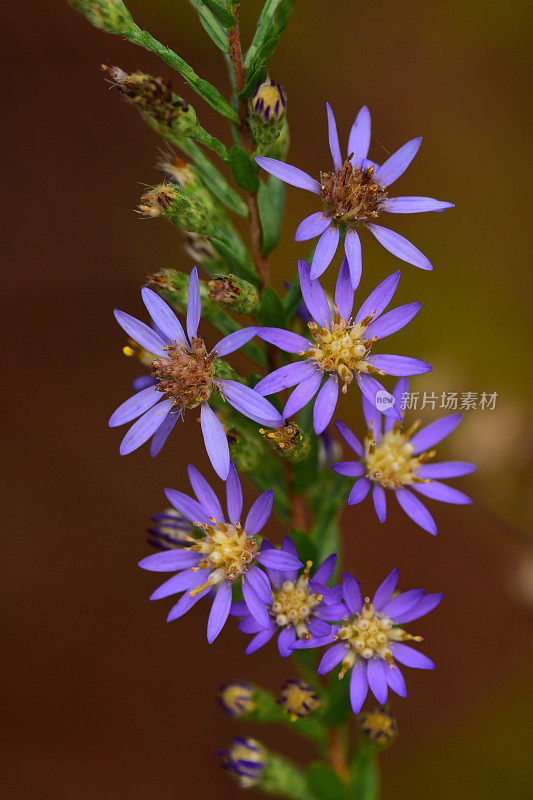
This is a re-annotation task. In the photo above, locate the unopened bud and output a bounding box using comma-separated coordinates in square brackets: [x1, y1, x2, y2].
[259, 423, 310, 462]
[147, 508, 193, 550]
[249, 79, 288, 155]
[70, 0, 136, 35]
[278, 680, 320, 721]
[251, 80, 286, 123]
[218, 683, 256, 717]
[219, 737, 266, 788]
[208, 275, 259, 314]
[358, 708, 398, 746]
[183, 232, 218, 266]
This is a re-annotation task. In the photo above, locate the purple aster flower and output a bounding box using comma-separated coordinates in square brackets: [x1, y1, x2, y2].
[109, 267, 283, 479]
[256, 103, 453, 288]
[138, 463, 303, 643]
[231, 537, 338, 657]
[317, 569, 443, 715]
[219, 737, 266, 788]
[254, 260, 431, 433]
[333, 378, 475, 534]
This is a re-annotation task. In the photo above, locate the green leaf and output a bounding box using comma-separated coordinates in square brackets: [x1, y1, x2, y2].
[178, 139, 248, 217]
[324, 668, 351, 727]
[197, 0, 235, 28]
[260, 753, 310, 800]
[238, 64, 267, 100]
[287, 529, 318, 565]
[125, 28, 238, 122]
[305, 762, 348, 800]
[229, 144, 260, 192]
[257, 286, 288, 328]
[245, 0, 297, 68]
[188, 0, 229, 52]
[349, 742, 379, 800]
[210, 235, 259, 285]
[258, 176, 285, 254]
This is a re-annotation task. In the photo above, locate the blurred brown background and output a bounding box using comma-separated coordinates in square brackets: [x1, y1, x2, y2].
[3, 1, 532, 798]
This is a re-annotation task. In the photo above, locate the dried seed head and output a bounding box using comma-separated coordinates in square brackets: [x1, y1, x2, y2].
[321, 159, 388, 226]
[152, 338, 215, 408]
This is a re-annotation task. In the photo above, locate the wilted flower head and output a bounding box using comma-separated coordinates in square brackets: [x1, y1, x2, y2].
[219, 737, 266, 788]
[256, 103, 453, 287]
[218, 682, 255, 717]
[316, 569, 442, 715]
[333, 378, 475, 533]
[255, 260, 431, 433]
[139, 463, 302, 642]
[231, 538, 337, 657]
[109, 267, 282, 478]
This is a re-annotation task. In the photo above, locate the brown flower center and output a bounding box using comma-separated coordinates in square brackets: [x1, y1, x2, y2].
[304, 312, 383, 392]
[320, 160, 387, 225]
[152, 337, 215, 409]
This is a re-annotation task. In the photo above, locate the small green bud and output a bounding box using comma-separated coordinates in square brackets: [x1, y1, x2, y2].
[70, 0, 136, 34]
[259, 423, 310, 462]
[218, 683, 256, 717]
[208, 274, 259, 314]
[358, 708, 398, 746]
[278, 680, 320, 721]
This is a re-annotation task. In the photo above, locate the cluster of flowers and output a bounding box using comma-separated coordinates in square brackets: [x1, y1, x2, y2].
[110, 103, 475, 717]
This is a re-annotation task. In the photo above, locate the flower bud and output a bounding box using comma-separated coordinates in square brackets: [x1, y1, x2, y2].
[147, 508, 193, 550]
[218, 683, 256, 717]
[278, 680, 320, 721]
[208, 275, 259, 314]
[219, 737, 266, 788]
[249, 79, 288, 155]
[70, 0, 136, 34]
[251, 80, 286, 123]
[358, 708, 398, 746]
[259, 423, 310, 462]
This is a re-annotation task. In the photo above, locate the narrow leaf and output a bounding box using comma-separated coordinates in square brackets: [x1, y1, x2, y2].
[306, 762, 348, 800]
[258, 176, 285, 254]
[229, 144, 260, 192]
[197, 0, 235, 28]
[245, 0, 297, 68]
[257, 286, 288, 328]
[188, 0, 229, 52]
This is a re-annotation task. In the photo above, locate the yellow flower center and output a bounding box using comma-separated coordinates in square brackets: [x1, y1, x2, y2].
[320, 161, 388, 225]
[364, 422, 434, 489]
[152, 337, 215, 409]
[304, 312, 381, 391]
[189, 520, 257, 596]
[336, 600, 421, 676]
[271, 571, 322, 637]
